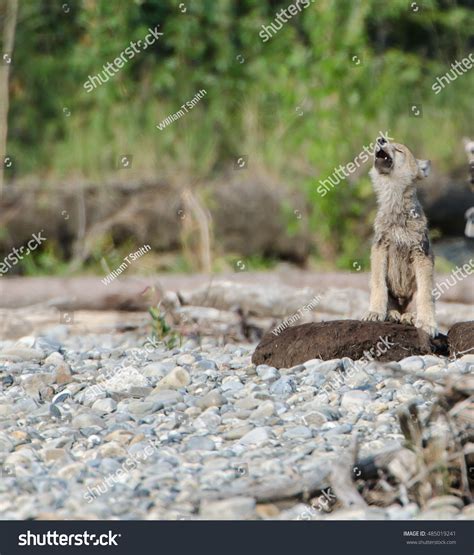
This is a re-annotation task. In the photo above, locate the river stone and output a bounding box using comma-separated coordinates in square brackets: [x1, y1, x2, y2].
[399, 356, 424, 372]
[92, 398, 117, 414]
[102, 367, 150, 394]
[223, 425, 253, 440]
[238, 427, 270, 446]
[148, 389, 183, 406]
[53, 361, 73, 385]
[71, 413, 104, 429]
[269, 377, 295, 395]
[193, 408, 221, 431]
[256, 365, 279, 382]
[283, 426, 312, 439]
[252, 320, 448, 368]
[123, 400, 157, 417]
[176, 354, 195, 366]
[185, 436, 216, 451]
[196, 359, 218, 371]
[141, 363, 169, 379]
[251, 401, 275, 420]
[44, 352, 65, 367]
[196, 390, 226, 409]
[314, 359, 342, 373]
[299, 410, 327, 427]
[41, 448, 68, 463]
[341, 390, 371, 412]
[235, 396, 260, 410]
[154, 367, 190, 391]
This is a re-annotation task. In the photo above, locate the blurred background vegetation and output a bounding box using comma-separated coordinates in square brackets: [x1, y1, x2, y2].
[1, 0, 473, 276]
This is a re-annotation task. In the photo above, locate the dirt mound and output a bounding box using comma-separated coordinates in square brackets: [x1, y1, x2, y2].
[252, 320, 449, 367]
[448, 321, 474, 355]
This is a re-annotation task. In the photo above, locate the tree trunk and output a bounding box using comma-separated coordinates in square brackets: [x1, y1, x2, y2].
[0, 0, 18, 196]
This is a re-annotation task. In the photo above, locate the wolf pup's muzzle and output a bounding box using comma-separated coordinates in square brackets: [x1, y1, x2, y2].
[374, 136, 394, 174]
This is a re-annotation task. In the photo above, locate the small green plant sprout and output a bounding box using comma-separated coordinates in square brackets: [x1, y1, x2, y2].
[148, 302, 182, 349]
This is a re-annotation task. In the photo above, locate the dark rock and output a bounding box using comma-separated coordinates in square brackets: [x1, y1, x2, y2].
[49, 404, 62, 419]
[2, 374, 14, 387]
[448, 321, 474, 356]
[252, 320, 448, 368]
[431, 334, 450, 357]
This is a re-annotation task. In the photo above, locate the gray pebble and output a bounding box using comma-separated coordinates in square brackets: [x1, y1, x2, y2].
[92, 398, 117, 414]
[399, 356, 424, 372]
[239, 427, 270, 446]
[185, 436, 216, 451]
[283, 426, 312, 439]
[196, 359, 218, 371]
[256, 365, 280, 382]
[270, 377, 296, 395]
[196, 390, 226, 410]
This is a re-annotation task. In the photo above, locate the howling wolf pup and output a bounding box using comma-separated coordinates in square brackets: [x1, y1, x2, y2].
[363, 136, 438, 337]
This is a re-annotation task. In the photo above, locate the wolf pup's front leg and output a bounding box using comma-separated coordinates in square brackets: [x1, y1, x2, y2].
[363, 242, 388, 322]
[413, 252, 438, 337]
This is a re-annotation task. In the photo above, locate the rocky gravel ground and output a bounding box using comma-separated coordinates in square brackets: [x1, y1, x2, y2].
[0, 327, 473, 520]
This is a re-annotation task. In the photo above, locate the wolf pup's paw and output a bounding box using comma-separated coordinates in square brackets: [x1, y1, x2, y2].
[400, 312, 416, 326]
[387, 310, 402, 322]
[362, 311, 386, 322]
[416, 319, 438, 338]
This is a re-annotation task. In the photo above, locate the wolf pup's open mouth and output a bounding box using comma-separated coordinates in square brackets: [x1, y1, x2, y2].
[374, 147, 393, 173]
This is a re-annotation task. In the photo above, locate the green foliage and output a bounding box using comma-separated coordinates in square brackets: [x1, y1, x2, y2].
[17, 241, 70, 276]
[229, 254, 278, 272]
[7, 0, 474, 270]
[148, 303, 182, 349]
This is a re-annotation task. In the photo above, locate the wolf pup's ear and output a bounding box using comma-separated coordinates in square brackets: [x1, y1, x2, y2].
[416, 159, 431, 179]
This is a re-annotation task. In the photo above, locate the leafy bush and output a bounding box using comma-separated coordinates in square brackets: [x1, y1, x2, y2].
[6, 0, 473, 268]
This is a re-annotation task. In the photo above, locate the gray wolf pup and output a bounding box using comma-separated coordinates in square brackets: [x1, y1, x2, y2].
[363, 136, 437, 337]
